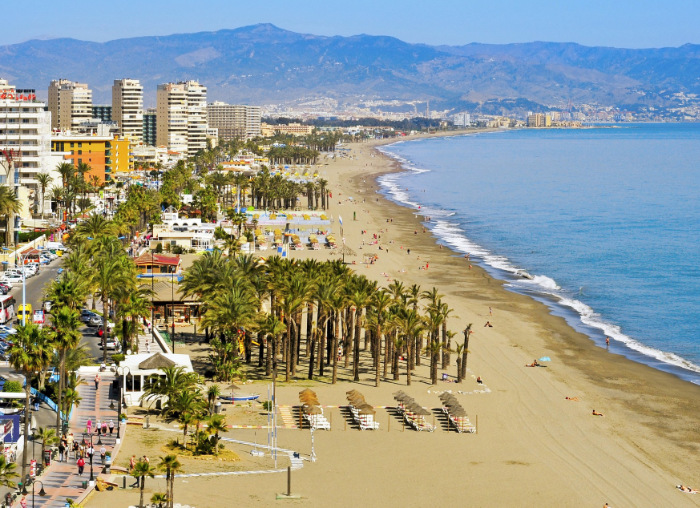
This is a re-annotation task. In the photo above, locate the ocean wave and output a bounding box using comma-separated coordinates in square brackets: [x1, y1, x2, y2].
[376, 152, 700, 380]
[558, 297, 700, 374]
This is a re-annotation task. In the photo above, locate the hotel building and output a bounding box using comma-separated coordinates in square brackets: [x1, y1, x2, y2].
[48, 79, 93, 131]
[156, 81, 207, 156]
[112, 78, 143, 142]
[206, 102, 261, 140]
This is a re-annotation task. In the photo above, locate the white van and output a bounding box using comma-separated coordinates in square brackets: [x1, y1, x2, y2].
[45, 242, 66, 251]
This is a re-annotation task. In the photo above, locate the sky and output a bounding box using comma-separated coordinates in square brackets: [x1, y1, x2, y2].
[6, 0, 699, 48]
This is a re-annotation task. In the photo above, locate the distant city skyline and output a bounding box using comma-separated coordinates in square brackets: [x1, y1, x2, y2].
[4, 0, 699, 49]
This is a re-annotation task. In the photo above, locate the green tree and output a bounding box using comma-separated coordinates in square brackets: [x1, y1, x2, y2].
[8, 324, 53, 479]
[0, 185, 21, 246]
[51, 306, 82, 432]
[35, 172, 53, 219]
[0, 455, 18, 488]
[132, 459, 156, 508]
[158, 454, 182, 508]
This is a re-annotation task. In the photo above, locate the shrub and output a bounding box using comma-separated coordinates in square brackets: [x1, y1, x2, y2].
[111, 353, 125, 364]
[3, 380, 21, 393]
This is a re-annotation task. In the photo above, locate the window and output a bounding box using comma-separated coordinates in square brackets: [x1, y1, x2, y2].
[70, 143, 74, 148]
[78, 150, 82, 155]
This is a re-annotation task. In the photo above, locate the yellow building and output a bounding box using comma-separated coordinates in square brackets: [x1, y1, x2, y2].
[51, 132, 133, 183]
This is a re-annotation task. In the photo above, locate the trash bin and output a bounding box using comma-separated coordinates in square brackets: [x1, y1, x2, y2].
[81, 480, 88, 489]
[43, 449, 51, 466]
[215, 402, 222, 414]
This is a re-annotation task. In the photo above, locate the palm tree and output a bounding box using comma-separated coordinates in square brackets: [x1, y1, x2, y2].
[51, 306, 82, 432]
[35, 172, 53, 219]
[0, 455, 18, 488]
[141, 366, 198, 409]
[35, 427, 58, 459]
[8, 324, 53, 479]
[158, 454, 182, 508]
[132, 459, 156, 508]
[393, 308, 423, 386]
[347, 277, 374, 382]
[367, 289, 392, 387]
[460, 323, 473, 382]
[205, 414, 227, 455]
[92, 236, 134, 363]
[150, 492, 168, 508]
[0, 185, 20, 247]
[206, 385, 221, 416]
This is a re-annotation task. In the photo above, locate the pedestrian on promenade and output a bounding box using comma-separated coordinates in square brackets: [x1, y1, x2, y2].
[77, 457, 85, 476]
[86, 419, 92, 435]
[19, 495, 27, 508]
[58, 441, 66, 462]
[101, 421, 108, 435]
[100, 445, 106, 464]
[108, 420, 115, 435]
[94, 373, 100, 389]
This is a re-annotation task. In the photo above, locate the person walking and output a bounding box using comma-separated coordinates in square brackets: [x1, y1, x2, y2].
[77, 457, 85, 476]
[101, 421, 108, 435]
[58, 440, 66, 462]
[94, 373, 100, 389]
[99, 445, 106, 464]
[86, 419, 92, 435]
[108, 420, 115, 435]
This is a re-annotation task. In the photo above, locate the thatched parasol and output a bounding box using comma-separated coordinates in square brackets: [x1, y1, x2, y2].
[302, 404, 323, 415]
[448, 406, 467, 417]
[356, 404, 376, 415]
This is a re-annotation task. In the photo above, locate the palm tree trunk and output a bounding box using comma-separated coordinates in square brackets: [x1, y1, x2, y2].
[331, 316, 339, 384]
[284, 320, 291, 382]
[55, 350, 66, 434]
[307, 336, 316, 380]
[21, 375, 31, 480]
[139, 478, 145, 508]
[352, 312, 361, 382]
[102, 295, 109, 364]
[406, 338, 412, 386]
[375, 329, 381, 387]
[265, 336, 272, 376]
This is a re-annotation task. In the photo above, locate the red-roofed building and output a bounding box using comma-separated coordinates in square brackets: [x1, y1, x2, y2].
[134, 253, 181, 274]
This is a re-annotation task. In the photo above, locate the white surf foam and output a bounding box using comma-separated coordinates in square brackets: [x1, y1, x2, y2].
[376, 146, 700, 379]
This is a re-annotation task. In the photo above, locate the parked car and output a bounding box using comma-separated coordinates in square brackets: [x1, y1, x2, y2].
[80, 309, 98, 323]
[0, 274, 22, 286]
[98, 337, 121, 351]
[0, 283, 9, 295]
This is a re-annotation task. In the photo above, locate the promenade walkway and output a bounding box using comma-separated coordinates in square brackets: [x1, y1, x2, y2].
[18, 371, 121, 508]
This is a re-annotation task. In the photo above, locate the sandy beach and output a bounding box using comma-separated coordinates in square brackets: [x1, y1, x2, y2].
[91, 135, 700, 508]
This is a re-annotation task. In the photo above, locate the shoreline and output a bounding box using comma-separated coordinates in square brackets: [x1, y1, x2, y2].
[374, 135, 700, 385]
[91, 131, 700, 507]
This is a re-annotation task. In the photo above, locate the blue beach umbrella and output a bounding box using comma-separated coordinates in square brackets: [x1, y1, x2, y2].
[539, 356, 551, 362]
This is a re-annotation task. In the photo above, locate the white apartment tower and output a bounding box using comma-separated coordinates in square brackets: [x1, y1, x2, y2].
[156, 81, 207, 156]
[112, 78, 143, 142]
[48, 79, 93, 131]
[206, 102, 261, 140]
[0, 79, 64, 220]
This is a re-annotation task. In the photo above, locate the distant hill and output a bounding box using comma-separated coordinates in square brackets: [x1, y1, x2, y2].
[1, 24, 698, 117]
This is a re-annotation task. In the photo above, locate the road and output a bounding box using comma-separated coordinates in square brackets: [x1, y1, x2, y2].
[9, 260, 103, 361]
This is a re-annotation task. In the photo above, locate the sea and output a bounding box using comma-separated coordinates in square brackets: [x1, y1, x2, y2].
[377, 124, 700, 385]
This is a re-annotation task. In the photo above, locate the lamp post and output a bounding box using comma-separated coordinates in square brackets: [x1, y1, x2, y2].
[83, 433, 95, 482]
[115, 366, 130, 440]
[23, 478, 46, 508]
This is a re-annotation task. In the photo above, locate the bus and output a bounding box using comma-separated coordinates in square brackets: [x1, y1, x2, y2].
[0, 295, 16, 325]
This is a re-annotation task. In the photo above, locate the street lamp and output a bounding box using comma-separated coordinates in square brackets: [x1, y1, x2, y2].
[82, 433, 95, 482]
[115, 366, 130, 440]
[171, 269, 175, 354]
[23, 477, 46, 508]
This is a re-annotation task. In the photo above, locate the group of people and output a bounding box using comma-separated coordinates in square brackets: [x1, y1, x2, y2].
[85, 418, 115, 436]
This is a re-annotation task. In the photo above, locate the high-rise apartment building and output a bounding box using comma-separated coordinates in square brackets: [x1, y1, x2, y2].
[112, 78, 143, 142]
[206, 102, 261, 140]
[48, 79, 93, 131]
[142, 108, 157, 147]
[0, 79, 64, 220]
[156, 81, 207, 156]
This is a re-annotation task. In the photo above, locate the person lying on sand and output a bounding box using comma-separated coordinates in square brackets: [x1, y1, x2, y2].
[677, 485, 699, 493]
[526, 360, 540, 367]
[565, 396, 579, 401]
[592, 409, 604, 416]
[484, 321, 493, 327]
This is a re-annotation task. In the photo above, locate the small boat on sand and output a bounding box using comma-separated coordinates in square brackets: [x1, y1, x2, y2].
[220, 394, 260, 402]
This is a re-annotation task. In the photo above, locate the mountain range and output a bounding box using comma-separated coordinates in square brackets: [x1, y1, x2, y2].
[0, 23, 698, 118]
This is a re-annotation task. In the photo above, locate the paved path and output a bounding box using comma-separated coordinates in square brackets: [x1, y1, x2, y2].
[20, 372, 121, 507]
